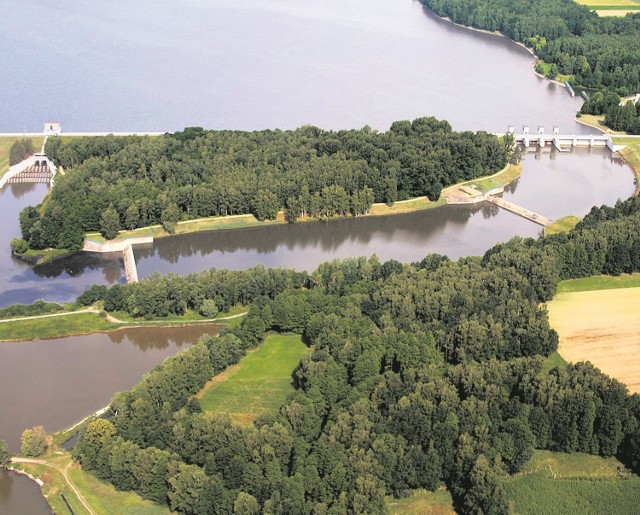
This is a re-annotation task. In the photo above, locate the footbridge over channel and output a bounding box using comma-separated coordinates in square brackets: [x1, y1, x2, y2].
[507, 126, 622, 152]
[485, 196, 553, 226]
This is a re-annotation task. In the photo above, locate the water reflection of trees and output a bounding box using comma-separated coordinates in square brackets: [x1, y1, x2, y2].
[4, 182, 38, 199]
[481, 203, 501, 219]
[504, 177, 520, 195]
[33, 252, 123, 283]
[136, 205, 479, 266]
[107, 325, 222, 351]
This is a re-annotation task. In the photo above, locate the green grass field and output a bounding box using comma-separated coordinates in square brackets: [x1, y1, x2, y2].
[0, 136, 46, 178]
[198, 333, 307, 423]
[386, 488, 454, 514]
[544, 216, 581, 236]
[504, 450, 640, 514]
[556, 272, 640, 293]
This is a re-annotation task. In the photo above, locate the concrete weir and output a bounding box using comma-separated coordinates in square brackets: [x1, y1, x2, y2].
[83, 236, 153, 284]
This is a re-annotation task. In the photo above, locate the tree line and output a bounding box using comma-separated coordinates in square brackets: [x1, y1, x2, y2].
[16, 118, 507, 251]
[421, 0, 640, 97]
[68, 199, 640, 513]
[581, 92, 640, 134]
[9, 138, 35, 166]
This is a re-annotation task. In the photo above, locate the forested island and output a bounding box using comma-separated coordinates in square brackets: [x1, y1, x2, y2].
[15, 118, 508, 252]
[33, 196, 635, 514]
[421, 0, 640, 133]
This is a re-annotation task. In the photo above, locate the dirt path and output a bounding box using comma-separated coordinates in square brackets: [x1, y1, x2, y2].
[11, 457, 95, 515]
[0, 308, 247, 325]
[0, 308, 95, 324]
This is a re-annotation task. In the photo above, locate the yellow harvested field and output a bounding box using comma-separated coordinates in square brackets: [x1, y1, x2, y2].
[577, 0, 637, 5]
[597, 9, 640, 15]
[547, 287, 640, 393]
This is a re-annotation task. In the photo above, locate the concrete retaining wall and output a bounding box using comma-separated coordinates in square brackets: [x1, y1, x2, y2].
[0, 156, 36, 188]
[83, 236, 153, 253]
[445, 186, 504, 205]
[0, 154, 57, 189]
[123, 244, 139, 283]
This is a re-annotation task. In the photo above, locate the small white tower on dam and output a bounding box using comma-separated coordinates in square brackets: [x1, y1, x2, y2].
[43, 122, 61, 135]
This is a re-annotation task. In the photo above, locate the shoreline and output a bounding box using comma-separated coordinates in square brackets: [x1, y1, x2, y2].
[0, 322, 223, 343]
[0, 312, 241, 343]
[84, 195, 448, 249]
[86, 162, 520, 250]
[434, 11, 574, 91]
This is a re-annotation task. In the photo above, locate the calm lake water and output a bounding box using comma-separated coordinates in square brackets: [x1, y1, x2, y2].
[1, 0, 587, 134]
[0, 0, 636, 510]
[0, 469, 51, 515]
[0, 325, 222, 452]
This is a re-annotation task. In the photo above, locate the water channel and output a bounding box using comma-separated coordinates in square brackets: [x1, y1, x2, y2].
[135, 148, 634, 276]
[0, 0, 637, 510]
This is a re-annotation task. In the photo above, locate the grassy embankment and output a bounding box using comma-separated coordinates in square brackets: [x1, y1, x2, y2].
[197, 332, 307, 424]
[0, 312, 113, 341]
[0, 304, 246, 342]
[85, 197, 447, 245]
[504, 450, 640, 514]
[459, 162, 522, 193]
[547, 272, 640, 393]
[440, 162, 522, 201]
[11, 449, 169, 515]
[543, 215, 581, 236]
[615, 137, 640, 195]
[0, 135, 46, 179]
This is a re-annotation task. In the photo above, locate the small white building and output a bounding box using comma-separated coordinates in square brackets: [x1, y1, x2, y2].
[43, 122, 61, 135]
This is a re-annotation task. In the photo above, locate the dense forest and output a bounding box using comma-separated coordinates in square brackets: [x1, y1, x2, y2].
[68, 197, 640, 514]
[421, 0, 640, 96]
[17, 118, 507, 250]
[581, 93, 640, 134]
